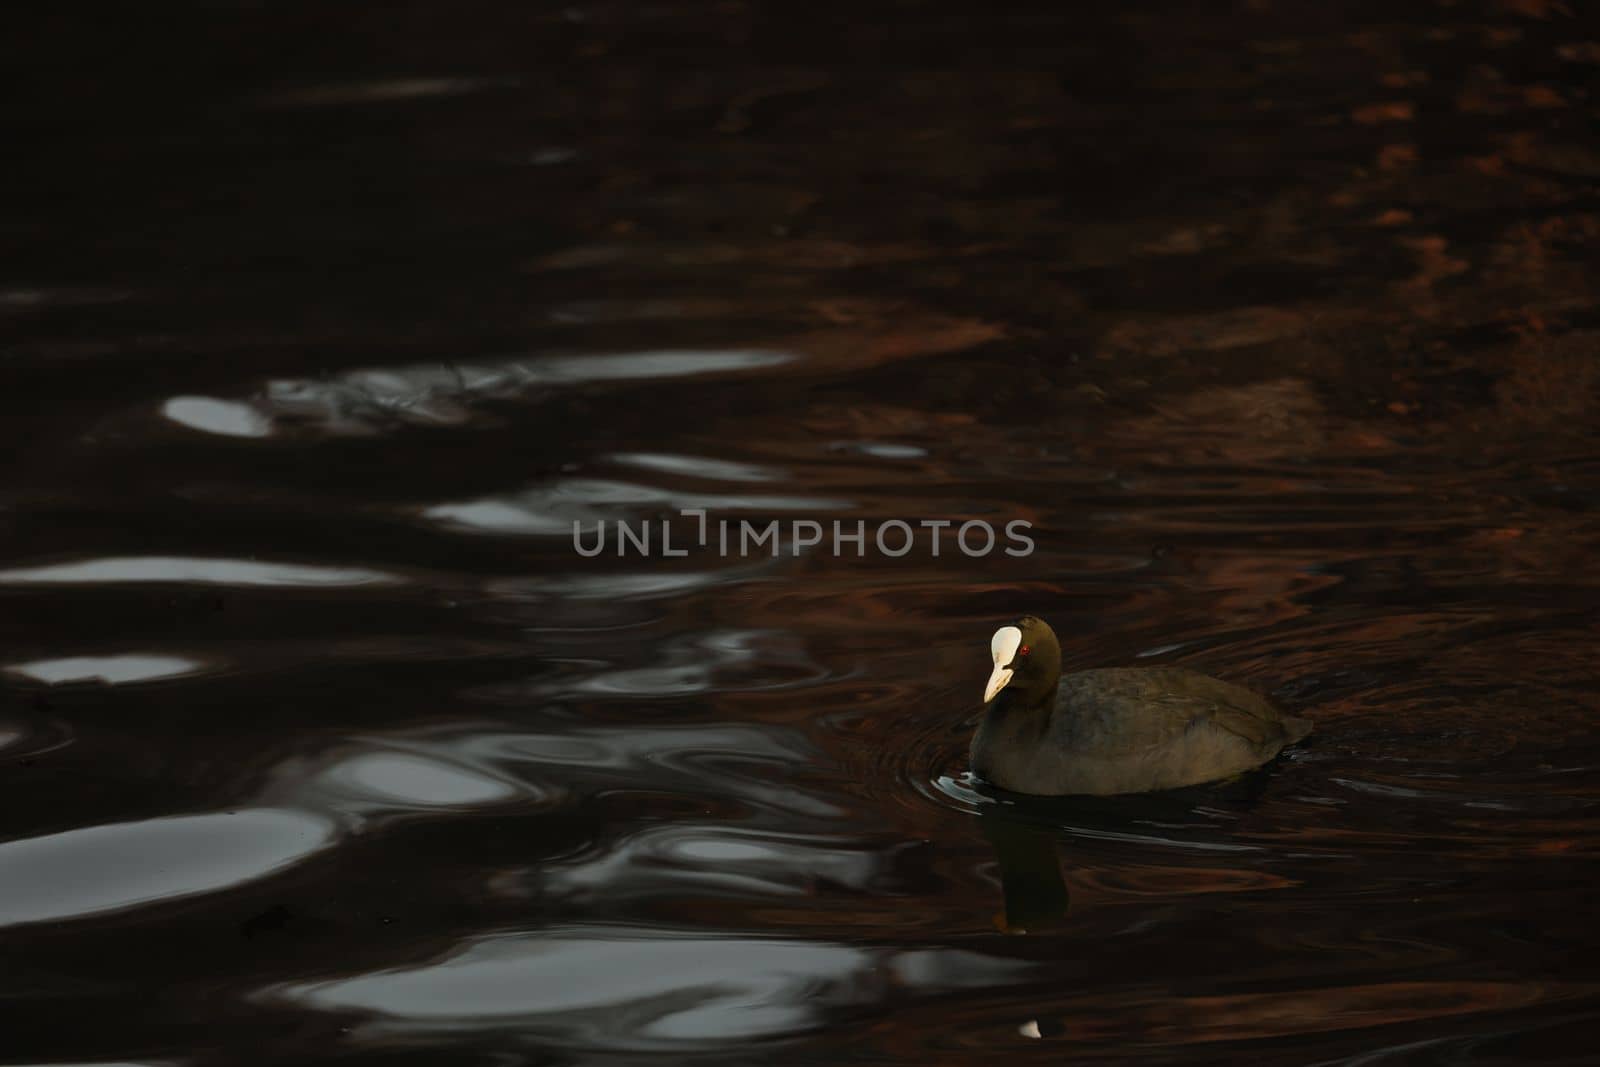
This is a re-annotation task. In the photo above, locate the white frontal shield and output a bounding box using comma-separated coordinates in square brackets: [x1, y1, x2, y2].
[984, 625, 1022, 703]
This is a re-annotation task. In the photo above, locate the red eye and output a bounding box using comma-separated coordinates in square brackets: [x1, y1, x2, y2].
[1019, 645, 1031, 657]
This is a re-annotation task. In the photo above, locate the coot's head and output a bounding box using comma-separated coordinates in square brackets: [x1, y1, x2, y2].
[983, 615, 1062, 706]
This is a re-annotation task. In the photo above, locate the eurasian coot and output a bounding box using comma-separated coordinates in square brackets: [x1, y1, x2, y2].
[972, 616, 1311, 795]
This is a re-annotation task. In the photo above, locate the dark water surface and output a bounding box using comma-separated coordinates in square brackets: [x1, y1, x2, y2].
[3, 3, 1599, 1064]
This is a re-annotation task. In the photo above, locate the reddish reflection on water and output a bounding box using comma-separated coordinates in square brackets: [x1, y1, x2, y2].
[2, 1, 1598, 1064]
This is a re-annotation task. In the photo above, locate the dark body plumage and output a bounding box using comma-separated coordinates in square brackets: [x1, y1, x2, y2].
[971, 618, 1311, 796]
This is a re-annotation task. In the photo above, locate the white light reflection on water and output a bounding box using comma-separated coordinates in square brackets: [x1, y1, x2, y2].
[161, 396, 272, 438]
[264, 741, 539, 820]
[426, 479, 846, 536]
[277, 930, 869, 1042]
[160, 349, 796, 439]
[3, 654, 208, 685]
[0, 809, 336, 928]
[270, 929, 1032, 1047]
[606, 452, 782, 482]
[0, 556, 400, 588]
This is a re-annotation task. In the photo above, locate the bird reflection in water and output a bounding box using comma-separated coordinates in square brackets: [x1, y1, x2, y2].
[978, 806, 1071, 935]
[975, 765, 1282, 937]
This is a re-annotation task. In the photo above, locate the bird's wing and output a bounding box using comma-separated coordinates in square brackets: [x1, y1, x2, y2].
[1054, 668, 1288, 756]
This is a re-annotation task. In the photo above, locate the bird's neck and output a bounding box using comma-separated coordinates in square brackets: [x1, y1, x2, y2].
[986, 681, 1059, 724]
[972, 681, 1061, 786]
